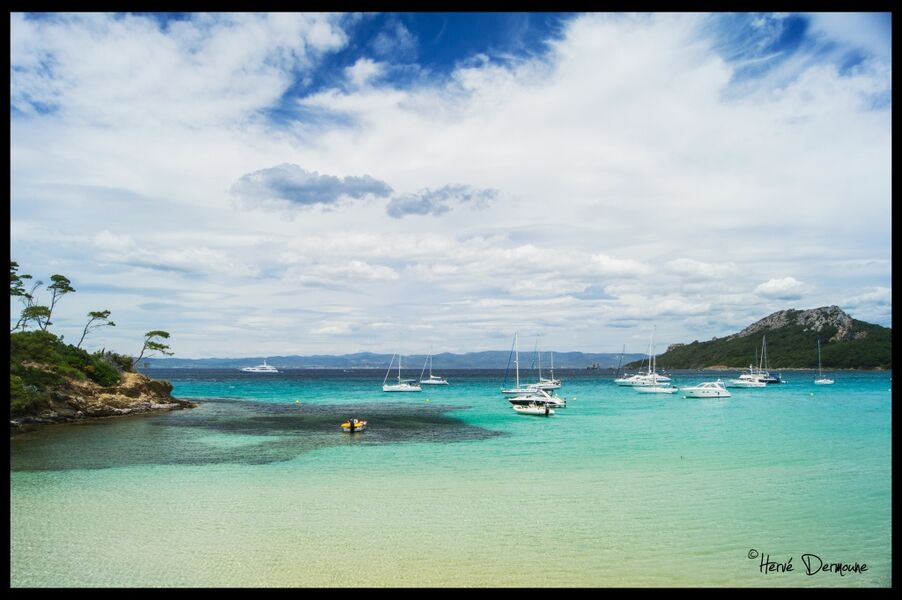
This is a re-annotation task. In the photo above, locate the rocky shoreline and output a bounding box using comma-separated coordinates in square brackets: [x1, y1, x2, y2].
[10, 371, 197, 431]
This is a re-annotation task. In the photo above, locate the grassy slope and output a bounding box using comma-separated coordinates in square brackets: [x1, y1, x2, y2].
[627, 320, 891, 370]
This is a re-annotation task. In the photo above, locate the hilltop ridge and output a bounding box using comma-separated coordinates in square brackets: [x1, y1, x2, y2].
[628, 306, 891, 370]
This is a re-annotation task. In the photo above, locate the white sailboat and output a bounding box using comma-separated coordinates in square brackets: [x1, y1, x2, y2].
[814, 339, 834, 385]
[382, 353, 422, 392]
[419, 348, 449, 385]
[634, 337, 676, 393]
[727, 342, 769, 388]
[533, 350, 561, 390]
[501, 333, 541, 396]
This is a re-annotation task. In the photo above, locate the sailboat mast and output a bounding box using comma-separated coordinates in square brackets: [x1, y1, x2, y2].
[514, 332, 520, 388]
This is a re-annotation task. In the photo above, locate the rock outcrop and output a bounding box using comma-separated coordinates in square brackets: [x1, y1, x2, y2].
[727, 305, 867, 343]
[10, 371, 196, 429]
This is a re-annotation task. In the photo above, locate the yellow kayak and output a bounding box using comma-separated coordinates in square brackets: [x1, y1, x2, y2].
[341, 419, 367, 432]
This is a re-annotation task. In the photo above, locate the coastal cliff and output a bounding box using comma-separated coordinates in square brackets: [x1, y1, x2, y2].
[10, 370, 197, 428]
[10, 329, 196, 430]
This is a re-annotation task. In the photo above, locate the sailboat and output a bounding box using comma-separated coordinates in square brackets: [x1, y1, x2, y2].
[814, 339, 834, 385]
[533, 349, 561, 390]
[419, 348, 449, 385]
[501, 333, 541, 396]
[634, 336, 677, 393]
[382, 353, 422, 392]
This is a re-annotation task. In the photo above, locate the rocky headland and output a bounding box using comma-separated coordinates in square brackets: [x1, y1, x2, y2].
[10, 370, 197, 430]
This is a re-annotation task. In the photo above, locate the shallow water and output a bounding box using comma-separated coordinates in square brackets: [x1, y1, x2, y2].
[10, 369, 892, 586]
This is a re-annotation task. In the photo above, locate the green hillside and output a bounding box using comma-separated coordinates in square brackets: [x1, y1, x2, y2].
[626, 309, 891, 370]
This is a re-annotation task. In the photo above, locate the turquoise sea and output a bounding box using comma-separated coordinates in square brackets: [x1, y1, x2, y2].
[10, 369, 892, 587]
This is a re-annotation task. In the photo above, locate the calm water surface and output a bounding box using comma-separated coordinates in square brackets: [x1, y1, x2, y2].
[10, 369, 892, 587]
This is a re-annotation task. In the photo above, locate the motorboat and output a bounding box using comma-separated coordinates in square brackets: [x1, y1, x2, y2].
[341, 418, 367, 432]
[726, 377, 767, 388]
[512, 402, 554, 416]
[681, 381, 732, 398]
[635, 385, 679, 394]
[383, 353, 422, 392]
[240, 359, 279, 373]
[508, 388, 566, 408]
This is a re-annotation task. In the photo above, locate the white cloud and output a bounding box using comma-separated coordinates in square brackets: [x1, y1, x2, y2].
[345, 57, 386, 89]
[755, 277, 808, 300]
[9, 13, 891, 355]
[665, 258, 738, 280]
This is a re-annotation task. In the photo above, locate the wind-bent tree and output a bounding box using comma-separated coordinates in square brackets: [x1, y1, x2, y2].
[10, 261, 32, 297]
[136, 330, 174, 363]
[11, 279, 46, 332]
[76, 310, 116, 349]
[41, 275, 75, 332]
[20, 305, 52, 331]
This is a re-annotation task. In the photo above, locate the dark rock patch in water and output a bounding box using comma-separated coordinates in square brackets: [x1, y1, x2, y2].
[10, 398, 504, 471]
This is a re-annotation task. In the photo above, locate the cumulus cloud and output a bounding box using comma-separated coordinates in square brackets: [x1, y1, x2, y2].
[9, 13, 891, 355]
[230, 163, 393, 207]
[10, 13, 348, 126]
[843, 286, 891, 309]
[386, 185, 498, 218]
[755, 277, 808, 300]
[345, 57, 386, 88]
[371, 20, 417, 60]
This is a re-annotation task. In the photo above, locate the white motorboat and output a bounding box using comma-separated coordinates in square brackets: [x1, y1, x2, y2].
[635, 385, 678, 394]
[240, 359, 279, 373]
[382, 353, 422, 392]
[814, 339, 834, 385]
[508, 388, 566, 408]
[681, 381, 732, 398]
[512, 402, 554, 416]
[419, 349, 449, 385]
[726, 377, 767, 388]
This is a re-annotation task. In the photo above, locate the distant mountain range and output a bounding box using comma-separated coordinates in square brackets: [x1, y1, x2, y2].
[625, 306, 891, 370]
[144, 351, 646, 370]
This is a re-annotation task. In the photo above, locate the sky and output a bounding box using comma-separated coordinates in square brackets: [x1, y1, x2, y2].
[9, 12, 892, 359]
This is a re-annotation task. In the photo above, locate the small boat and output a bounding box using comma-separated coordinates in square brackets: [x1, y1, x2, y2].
[681, 380, 732, 398]
[501, 332, 539, 396]
[726, 377, 767, 388]
[341, 418, 367, 432]
[419, 348, 449, 385]
[512, 402, 554, 416]
[508, 388, 566, 408]
[635, 385, 679, 394]
[383, 353, 422, 392]
[617, 329, 671, 386]
[240, 359, 279, 373]
[814, 339, 834, 385]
